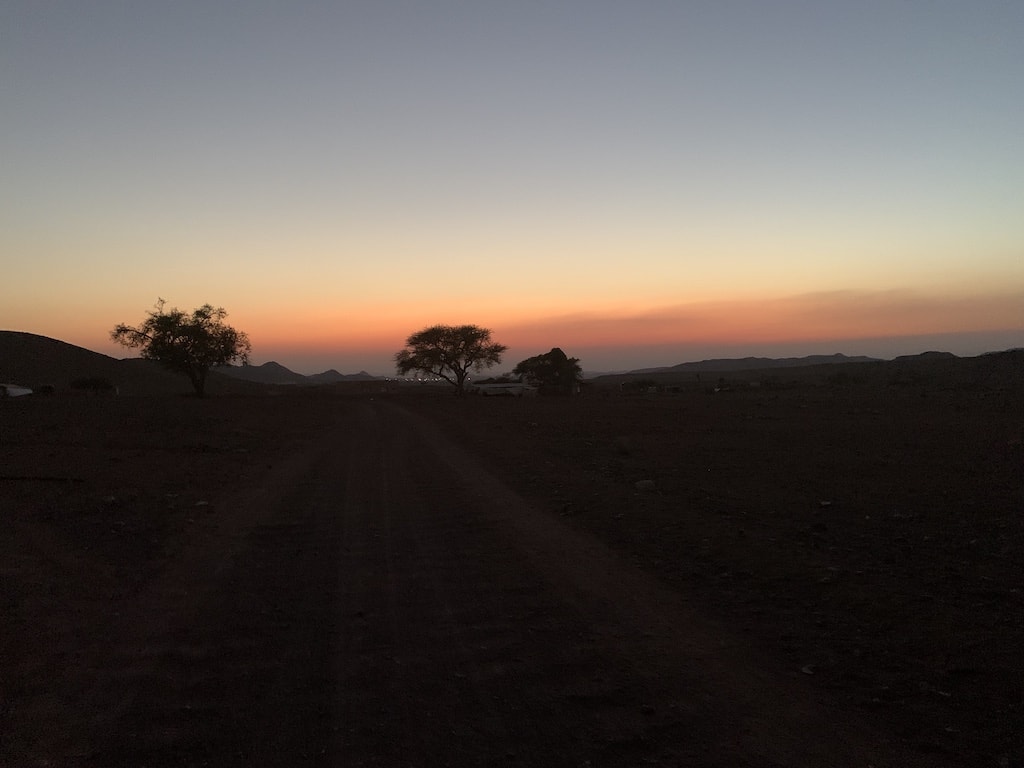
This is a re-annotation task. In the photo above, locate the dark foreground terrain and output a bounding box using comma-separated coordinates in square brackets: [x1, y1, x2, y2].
[1, 353, 1022, 766]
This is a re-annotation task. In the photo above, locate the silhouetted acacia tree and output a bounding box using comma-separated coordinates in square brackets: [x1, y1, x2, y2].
[111, 299, 251, 397]
[513, 347, 583, 395]
[395, 324, 507, 395]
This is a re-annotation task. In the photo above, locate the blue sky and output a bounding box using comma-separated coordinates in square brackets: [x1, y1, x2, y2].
[2, 1, 1021, 374]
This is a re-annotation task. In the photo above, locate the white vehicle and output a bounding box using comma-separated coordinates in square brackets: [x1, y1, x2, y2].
[473, 383, 537, 397]
[0, 384, 33, 397]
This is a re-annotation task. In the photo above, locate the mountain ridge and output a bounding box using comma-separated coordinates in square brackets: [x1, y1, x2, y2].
[215, 362, 379, 385]
[582, 351, 974, 379]
[6, 331, 1018, 391]
[633, 352, 882, 374]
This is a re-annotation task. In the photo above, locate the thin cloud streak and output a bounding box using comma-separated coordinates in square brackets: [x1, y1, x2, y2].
[484, 290, 1023, 376]
[501, 290, 1023, 350]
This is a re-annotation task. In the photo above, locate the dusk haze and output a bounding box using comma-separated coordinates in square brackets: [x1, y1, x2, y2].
[3, 2, 1021, 374]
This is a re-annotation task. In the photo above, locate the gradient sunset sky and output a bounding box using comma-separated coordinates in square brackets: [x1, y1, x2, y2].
[3, 2, 1022, 375]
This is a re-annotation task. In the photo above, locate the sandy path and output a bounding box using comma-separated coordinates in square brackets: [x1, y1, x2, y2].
[10, 398, 949, 766]
[322, 400, 948, 768]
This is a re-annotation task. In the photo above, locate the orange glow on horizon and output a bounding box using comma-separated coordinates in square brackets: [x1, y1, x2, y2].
[14, 288, 1020, 372]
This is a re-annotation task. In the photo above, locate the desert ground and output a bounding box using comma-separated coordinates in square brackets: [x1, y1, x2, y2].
[1, 351, 1022, 766]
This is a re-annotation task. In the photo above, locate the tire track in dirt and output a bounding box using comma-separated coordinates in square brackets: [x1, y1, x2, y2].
[11, 396, 954, 766]
[10, 406, 348, 766]
[331, 402, 638, 765]
[324, 399, 953, 767]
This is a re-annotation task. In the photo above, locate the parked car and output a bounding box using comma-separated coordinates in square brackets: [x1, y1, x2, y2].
[473, 383, 537, 397]
[0, 384, 33, 397]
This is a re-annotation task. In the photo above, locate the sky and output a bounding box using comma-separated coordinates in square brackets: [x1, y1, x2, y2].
[2, 1, 1022, 375]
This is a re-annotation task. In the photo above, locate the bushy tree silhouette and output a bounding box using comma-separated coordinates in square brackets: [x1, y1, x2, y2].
[395, 324, 507, 395]
[513, 347, 582, 395]
[111, 299, 250, 397]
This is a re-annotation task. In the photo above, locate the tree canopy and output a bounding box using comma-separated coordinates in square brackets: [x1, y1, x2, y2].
[512, 347, 583, 395]
[395, 324, 507, 395]
[111, 299, 251, 397]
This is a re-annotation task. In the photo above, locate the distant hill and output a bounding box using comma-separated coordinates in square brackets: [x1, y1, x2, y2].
[633, 353, 882, 374]
[215, 361, 305, 385]
[892, 351, 957, 362]
[0, 331, 379, 394]
[588, 349, 1024, 390]
[0, 331, 121, 386]
[0, 330, 260, 395]
[216, 363, 379, 385]
[307, 369, 378, 384]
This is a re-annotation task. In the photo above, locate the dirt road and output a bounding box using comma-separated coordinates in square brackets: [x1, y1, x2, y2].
[4, 397, 954, 766]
